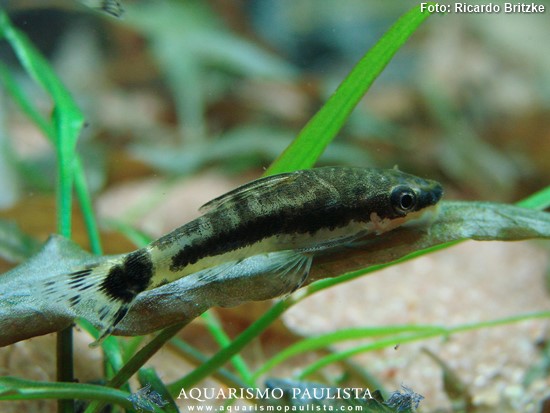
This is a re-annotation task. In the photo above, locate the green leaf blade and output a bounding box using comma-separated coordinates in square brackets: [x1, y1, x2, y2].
[266, 4, 435, 175]
[0, 377, 132, 408]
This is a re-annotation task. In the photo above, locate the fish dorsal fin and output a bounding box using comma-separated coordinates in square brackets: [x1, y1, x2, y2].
[199, 172, 299, 213]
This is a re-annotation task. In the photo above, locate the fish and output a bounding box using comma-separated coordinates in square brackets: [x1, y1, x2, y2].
[40, 167, 443, 345]
[77, 0, 124, 18]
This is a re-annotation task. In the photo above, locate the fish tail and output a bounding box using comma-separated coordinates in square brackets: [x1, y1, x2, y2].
[40, 249, 154, 346]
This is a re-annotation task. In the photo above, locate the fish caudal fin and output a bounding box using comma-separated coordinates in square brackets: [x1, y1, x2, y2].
[39, 258, 135, 347]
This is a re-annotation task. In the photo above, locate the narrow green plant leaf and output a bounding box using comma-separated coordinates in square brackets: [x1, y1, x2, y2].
[0, 377, 132, 408]
[201, 311, 254, 386]
[253, 326, 445, 380]
[0, 10, 85, 238]
[0, 13, 101, 255]
[167, 301, 289, 393]
[297, 311, 550, 379]
[0, 219, 41, 263]
[104, 219, 154, 249]
[73, 158, 103, 255]
[0, 12, 83, 150]
[0, 62, 54, 138]
[169, 338, 250, 390]
[84, 322, 186, 413]
[1, 15, 92, 409]
[78, 319, 124, 373]
[265, 4, 434, 176]
[516, 184, 550, 210]
[122, 336, 148, 363]
[256, 311, 550, 379]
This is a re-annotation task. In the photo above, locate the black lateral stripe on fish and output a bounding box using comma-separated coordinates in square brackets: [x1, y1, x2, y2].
[37, 167, 443, 345]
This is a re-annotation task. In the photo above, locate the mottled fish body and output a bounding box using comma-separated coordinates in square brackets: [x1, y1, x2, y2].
[41, 167, 443, 345]
[149, 167, 442, 282]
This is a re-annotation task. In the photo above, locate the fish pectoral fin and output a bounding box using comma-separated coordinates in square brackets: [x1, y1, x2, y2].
[36, 259, 133, 347]
[194, 261, 242, 284]
[267, 250, 313, 296]
[298, 232, 370, 253]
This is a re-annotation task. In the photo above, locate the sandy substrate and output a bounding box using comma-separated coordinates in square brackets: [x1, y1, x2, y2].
[283, 240, 550, 412]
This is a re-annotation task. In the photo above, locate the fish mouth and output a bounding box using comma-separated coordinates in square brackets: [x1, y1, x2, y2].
[418, 180, 444, 209]
[402, 180, 443, 228]
[408, 203, 441, 226]
[429, 182, 444, 205]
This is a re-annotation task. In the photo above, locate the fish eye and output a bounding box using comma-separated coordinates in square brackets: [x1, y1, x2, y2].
[391, 186, 417, 214]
